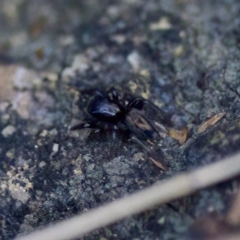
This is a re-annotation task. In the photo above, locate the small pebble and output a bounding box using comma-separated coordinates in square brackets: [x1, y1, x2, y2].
[2, 125, 16, 137]
[52, 143, 59, 153]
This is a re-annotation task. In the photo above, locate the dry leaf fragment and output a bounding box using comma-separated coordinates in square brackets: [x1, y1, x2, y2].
[198, 112, 226, 134]
[149, 157, 167, 170]
[168, 127, 188, 145]
[153, 121, 169, 138]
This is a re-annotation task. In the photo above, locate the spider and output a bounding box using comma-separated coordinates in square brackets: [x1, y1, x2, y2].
[71, 88, 173, 170]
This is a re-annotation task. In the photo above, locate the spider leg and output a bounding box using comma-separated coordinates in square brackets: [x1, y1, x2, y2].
[112, 128, 117, 141]
[127, 98, 144, 110]
[127, 97, 172, 128]
[107, 87, 120, 102]
[130, 135, 167, 170]
[70, 122, 97, 130]
[128, 97, 165, 115]
[108, 128, 117, 157]
[130, 135, 149, 152]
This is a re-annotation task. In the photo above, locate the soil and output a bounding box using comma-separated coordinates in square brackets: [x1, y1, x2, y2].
[0, 1, 240, 239]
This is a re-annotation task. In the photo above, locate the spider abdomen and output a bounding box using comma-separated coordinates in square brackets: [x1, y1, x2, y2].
[88, 97, 123, 123]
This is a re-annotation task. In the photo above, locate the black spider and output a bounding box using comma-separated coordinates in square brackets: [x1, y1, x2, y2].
[71, 88, 172, 169]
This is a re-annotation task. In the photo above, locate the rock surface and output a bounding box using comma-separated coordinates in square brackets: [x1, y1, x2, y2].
[0, 1, 240, 239]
